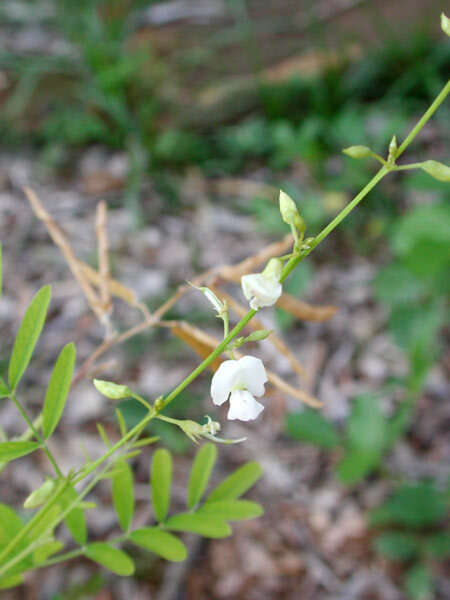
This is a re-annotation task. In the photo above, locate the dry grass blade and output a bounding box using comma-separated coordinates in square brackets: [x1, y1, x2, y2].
[277, 293, 337, 322]
[24, 187, 105, 322]
[218, 234, 293, 282]
[267, 371, 322, 409]
[95, 201, 112, 314]
[209, 285, 308, 380]
[79, 260, 139, 306]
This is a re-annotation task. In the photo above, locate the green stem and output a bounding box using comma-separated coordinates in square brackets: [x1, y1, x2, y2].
[73, 409, 155, 485]
[397, 80, 450, 158]
[0, 464, 110, 578]
[160, 309, 256, 410]
[0, 478, 70, 568]
[10, 393, 63, 478]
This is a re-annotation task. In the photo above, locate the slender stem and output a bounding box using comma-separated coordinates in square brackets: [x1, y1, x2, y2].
[73, 409, 155, 485]
[0, 478, 70, 567]
[10, 393, 63, 478]
[160, 309, 256, 409]
[0, 464, 110, 578]
[393, 162, 424, 171]
[397, 80, 450, 158]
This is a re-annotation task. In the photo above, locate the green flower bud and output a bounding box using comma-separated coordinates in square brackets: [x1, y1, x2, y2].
[342, 145, 372, 159]
[387, 135, 397, 163]
[279, 191, 306, 233]
[441, 13, 450, 36]
[244, 329, 272, 343]
[93, 379, 132, 400]
[420, 160, 450, 182]
[24, 479, 56, 508]
[262, 258, 283, 281]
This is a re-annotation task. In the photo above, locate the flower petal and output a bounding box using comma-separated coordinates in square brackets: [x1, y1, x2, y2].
[241, 274, 282, 310]
[210, 360, 241, 406]
[237, 356, 268, 398]
[228, 390, 264, 421]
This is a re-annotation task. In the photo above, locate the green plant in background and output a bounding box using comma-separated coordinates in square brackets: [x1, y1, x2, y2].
[371, 482, 450, 600]
[0, 15, 449, 592]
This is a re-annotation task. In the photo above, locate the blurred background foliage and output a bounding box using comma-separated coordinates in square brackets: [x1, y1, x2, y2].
[0, 1, 449, 598]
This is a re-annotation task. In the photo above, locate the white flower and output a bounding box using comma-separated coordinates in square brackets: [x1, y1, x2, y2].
[241, 258, 283, 310]
[211, 356, 268, 421]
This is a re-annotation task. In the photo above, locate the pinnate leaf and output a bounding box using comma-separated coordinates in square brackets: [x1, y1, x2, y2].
[8, 286, 51, 390]
[130, 528, 187, 561]
[187, 443, 217, 509]
[84, 543, 134, 576]
[42, 343, 76, 439]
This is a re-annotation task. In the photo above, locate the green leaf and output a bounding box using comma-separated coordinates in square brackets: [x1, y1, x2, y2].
[373, 265, 426, 306]
[8, 285, 51, 390]
[151, 448, 172, 522]
[207, 462, 262, 503]
[0, 441, 40, 463]
[374, 532, 421, 561]
[0, 377, 9, 399]
[59, 486, 87, 545]
[33, 540, 64, 565]
[370, 483, 447, 529]
[111, 460, 134, 532]
[347, 394, 386, 452]
[285, 411, 339, 448]
[198, 500, 263, 521]
[424, 533, 450, 559]
[187, 443, 217, 510]
[0, 574, 23, 590]
[391, 204, 450, 257]
[84, 543, 135, 576]
[337, 448, 381, 484]
[165, 513, 231, 538]
[404, 564, 433, 600]
[129, 527, 187, 562]
[42, 343, 76, 439]
[0, 504, 23, 547]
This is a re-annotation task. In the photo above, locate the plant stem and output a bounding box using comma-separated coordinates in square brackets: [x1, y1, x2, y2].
[397, 80, 450, 158]
[0, 478, 70, 568]
[10, 393, 63, 478]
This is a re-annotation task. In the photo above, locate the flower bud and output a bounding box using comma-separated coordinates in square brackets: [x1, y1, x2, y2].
[244, 329, 272, 343]
[24, 479, 56, 508]
[387, 135, 397, 163]
[262, 258, 283, 281]
[190, 284, 226, 316]
[420, 160, 450, 182]
[279, 191, 306, 234]
[441, 12, 450, 36]
[93, 379, 131, 400]
[342, 145, 372, 159]
[241, 259, 283, 310]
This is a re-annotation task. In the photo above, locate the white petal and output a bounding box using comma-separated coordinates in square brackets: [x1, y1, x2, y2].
[227, 390, 264, 421]
[237, 355, 268, 398]
[241, 274, 282, 310]
[210, 360, 241, 406]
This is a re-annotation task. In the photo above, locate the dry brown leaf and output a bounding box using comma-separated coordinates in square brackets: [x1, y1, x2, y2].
[277, 293, 337, 322]
[170, 322, 222, 372]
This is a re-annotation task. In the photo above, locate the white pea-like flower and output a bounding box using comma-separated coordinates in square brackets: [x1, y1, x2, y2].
[241, 258, 283, 310]
[211, 355, 268, 421]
